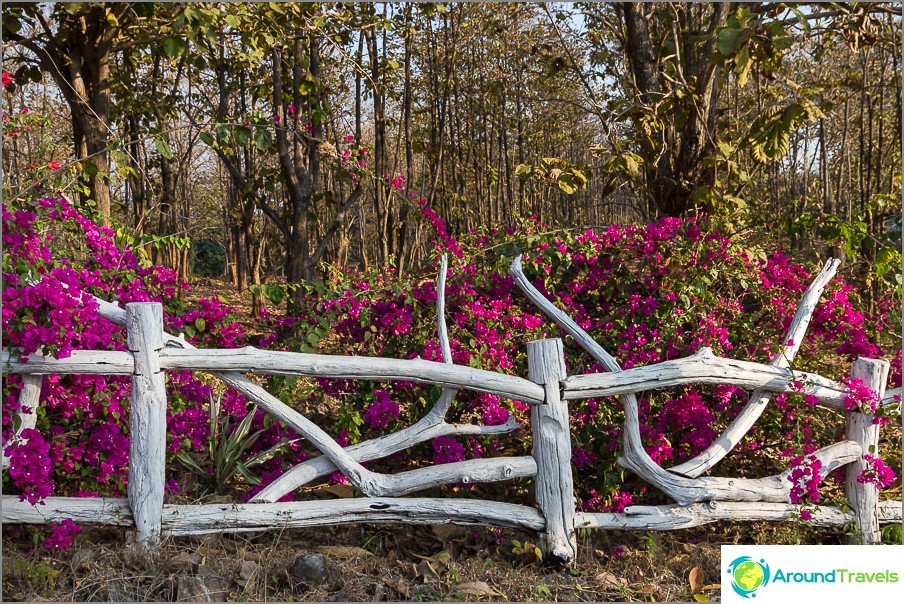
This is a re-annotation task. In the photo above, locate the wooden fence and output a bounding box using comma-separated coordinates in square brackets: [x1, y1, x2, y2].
[2, 256, 901, 562]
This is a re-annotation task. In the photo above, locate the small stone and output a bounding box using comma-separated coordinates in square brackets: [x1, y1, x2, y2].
[176, 567, 231, 602]
[176, 576, 210, 602]
[239, 560, 258, 582]
[288, 553, 330, 585]
[70, 548, 99, 571]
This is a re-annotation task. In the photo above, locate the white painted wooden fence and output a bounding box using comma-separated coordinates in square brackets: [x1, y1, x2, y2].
[2, 256, 901, 562]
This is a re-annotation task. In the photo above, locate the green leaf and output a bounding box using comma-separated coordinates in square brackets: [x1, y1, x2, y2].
[154, 136, 174, 160]
[789, 6, 811, 33]
[195, 318, 206, 331]
[233, 126, 251, 147]
[82, 160, 98, 178]
[515, 164, 533, 179]
[735, 45, 752, 87]
[253, 127, 272, 152]
[163, 37, 187, 58]
[263, 284, 284, 305]
[717, 27, 746, 56]
[199, 131, 215, 146]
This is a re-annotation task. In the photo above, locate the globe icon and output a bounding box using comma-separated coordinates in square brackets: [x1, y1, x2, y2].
[733, 560, 765, 592]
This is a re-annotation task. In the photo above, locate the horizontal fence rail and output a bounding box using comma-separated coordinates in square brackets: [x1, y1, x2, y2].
[3, 254, 902, 561]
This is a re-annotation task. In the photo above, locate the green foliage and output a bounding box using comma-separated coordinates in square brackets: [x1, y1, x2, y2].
[515, 157, 589, 195]
[175, 401, 294, 495]
[745, 100, 825, 164]
[191, 239, 226, 278]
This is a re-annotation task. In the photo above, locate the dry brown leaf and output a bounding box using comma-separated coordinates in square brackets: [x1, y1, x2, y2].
[701, 583, 721, 591]
[432, 524, 468, 541]
[313, 545, 373, 559]
[384, 576, 409, 599]
[596, 571, 628, 590]
[318, 484, 357, 498]
[689, 566, 704, 592]
[415, 560, 439, 580]
[459, 581, 502, 597]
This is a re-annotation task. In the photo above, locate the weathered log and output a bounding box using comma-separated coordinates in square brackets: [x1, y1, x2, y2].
[8, 495, 899, 533]
[1, 349, 134, 374]
[351, 456, 537, 497]
[1, 374, 41, 470]
[126, 303, 168, 551]
[1, 496, 134, 526]
[562, 347, 846, 405]
[528, 339, 577, 564]
[510, 255, 861, 506]
[251, 416, 518, 503]
[844, 358, 890, 544]
[154, 348, 544, 405]
[618, 440, 862, 504]
[160, 498, 546, 536]
[671, 258, 840, 477]
[575, 499, 903, 531]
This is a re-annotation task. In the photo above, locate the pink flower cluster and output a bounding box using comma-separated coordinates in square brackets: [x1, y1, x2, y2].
[363, 389, 400, 429]
[842, 377, 881, 414]
[432, 436, 466, 464]
[42, 518, 82, 549]
[857, 454, 896, 489]
[787, 454, 823, 504]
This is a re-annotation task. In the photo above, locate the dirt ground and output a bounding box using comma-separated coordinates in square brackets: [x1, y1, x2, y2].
[2, 518, 856, 602]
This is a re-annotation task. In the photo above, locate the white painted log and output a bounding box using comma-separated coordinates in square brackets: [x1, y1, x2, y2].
[671, 259, 840, 477]
[510, 255, 622, 371]
[528, 339, 577, 564]
[8, 495, 899, 534]
[1, 349, 134, 375]
[251, 415, 518, 503]
[253, 256, 468, 502]
[510, 255, 860, 506]
[155, 348, 545, 405]
[620, 440, 862, 505]
[126, 303, 168, 551]
[1, 374, 41, 471]
[511, 257, 705, 505]
[562, 347, 846, 406]
[160, 498, 546, 536]
[88, 296, 525, 501]
[1, 495, 134, 525]
[575, 499, 903, 531]
[844, 358, 890, 544]
[882, 387, 901, 410]
[354, 456, 537, 497]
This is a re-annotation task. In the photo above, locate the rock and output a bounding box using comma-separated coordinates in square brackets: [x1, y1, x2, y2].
[288, 553, 337, 587]
[238, 560, 258, 582]
[70, 547, 99, 571]
[331, 592, 352, 602]
[97, 579, 139, 602]
[176, 566, 231, 602]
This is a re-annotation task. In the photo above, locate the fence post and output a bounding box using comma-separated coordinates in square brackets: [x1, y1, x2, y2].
[126, 302, 167, 553]
[527, 338, 576, 564]
[844, 357, 890, 545]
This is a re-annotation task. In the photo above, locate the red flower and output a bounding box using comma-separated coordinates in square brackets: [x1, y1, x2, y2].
[2, 72, 13, 89]
[48, 161, 61, 170]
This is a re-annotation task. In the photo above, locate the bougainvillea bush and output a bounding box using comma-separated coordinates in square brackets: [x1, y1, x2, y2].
[2, 70, 900, 548]
[263, 211, 900, 514]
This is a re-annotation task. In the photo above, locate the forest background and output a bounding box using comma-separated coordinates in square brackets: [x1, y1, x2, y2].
[1, 2, 902, 602]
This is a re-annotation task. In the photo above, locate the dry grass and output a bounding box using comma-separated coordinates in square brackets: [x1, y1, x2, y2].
[2, 518, 852, 602]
